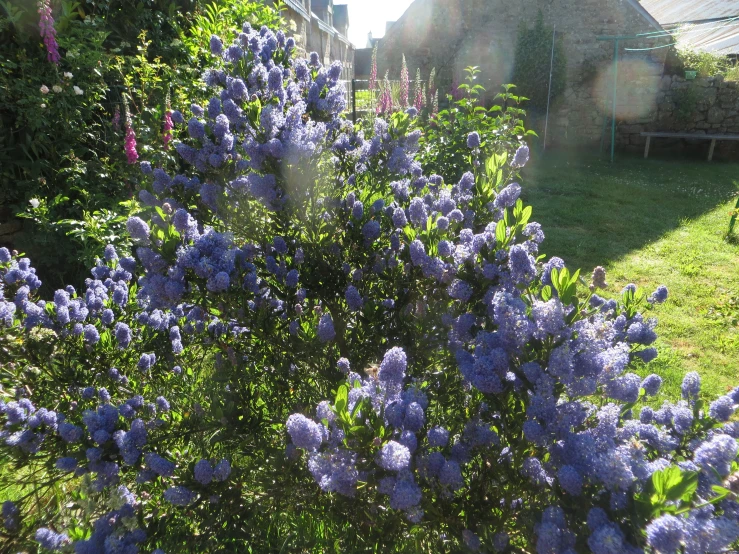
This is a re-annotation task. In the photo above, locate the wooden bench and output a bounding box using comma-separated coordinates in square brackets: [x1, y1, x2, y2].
[641, 132, 739, 161]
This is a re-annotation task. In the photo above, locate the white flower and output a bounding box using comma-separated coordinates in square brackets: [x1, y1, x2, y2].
[40, 85, 49, 94]
[63, 72, 73, 79]
[40, 103, 46, 108]
[73, 86, 84, 96]
[52, 85, 62, 93]
[29, 199, 40, 209]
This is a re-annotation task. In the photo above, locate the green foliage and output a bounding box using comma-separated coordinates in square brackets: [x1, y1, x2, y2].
[0, 0, 282, 293]
[418, 67, 533, 183]
[511, 12, 566, 112]
[724, 64, 739, 82]
[665, 44, 739, 81]
[634, 466, 702, 522]
[672, 85, 700, 121]
[183, 0, 283, 63]
[18, 195, 137, 272]
[673, 46, 730, 78]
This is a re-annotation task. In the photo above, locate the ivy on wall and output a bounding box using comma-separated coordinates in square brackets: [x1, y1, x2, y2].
[511, 11, 566, 111]
[672, 85, 700, 122]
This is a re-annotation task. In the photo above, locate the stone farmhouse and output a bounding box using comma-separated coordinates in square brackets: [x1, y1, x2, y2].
[368, 0, 739, 151]
[272, 0, 355, 80]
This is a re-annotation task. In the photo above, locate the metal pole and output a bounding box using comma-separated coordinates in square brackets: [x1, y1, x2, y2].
[610, 39, 619, 162]
[352, 79, 357, 124]
[543, 25, 556, 151]
[600, 69, 610, 153]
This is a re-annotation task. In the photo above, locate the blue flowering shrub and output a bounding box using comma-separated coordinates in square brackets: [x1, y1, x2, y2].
[0, 19, 738, 554]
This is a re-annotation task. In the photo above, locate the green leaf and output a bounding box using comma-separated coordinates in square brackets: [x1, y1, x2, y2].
[651, 466, 694, 503]
[335, 384, 348, 415]
[513, 199, 523, 218]
[495, 220, 506, 244]
[710, 485, 731, 502]
[550, 268, 561, 294]
[651, 468, 669, 497]
[520, 205, 532, 226]
[664, 470, 698, 502]
[541, 285, 552, 301]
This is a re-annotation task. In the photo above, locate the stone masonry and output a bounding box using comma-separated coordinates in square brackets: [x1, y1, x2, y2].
[375, 0, 669, 146]
[618, 75, 739, 157]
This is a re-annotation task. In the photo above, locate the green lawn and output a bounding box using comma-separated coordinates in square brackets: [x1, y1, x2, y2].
[523, 150, 739, 399]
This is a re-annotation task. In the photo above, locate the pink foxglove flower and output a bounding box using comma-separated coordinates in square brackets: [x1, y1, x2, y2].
[428, 67, 436, 105]
[37, 0, 60, 64]
[399, 54, 409, 108]
[163, 94, 173, 149]
[123, 101, 138, 164]
[369, 44, 377, 92]
[126, 123, 139, 164]
[414, 68, 424, 111]
[377, 72, 393, 115]
[125, 125, 138, 164]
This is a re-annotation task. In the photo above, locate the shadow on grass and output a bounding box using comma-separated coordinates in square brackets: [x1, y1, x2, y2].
[521, 148, 739, 271]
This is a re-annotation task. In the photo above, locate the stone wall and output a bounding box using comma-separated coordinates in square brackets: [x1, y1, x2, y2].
[375, 0, 669, 145]
[617, 75, 739, 156]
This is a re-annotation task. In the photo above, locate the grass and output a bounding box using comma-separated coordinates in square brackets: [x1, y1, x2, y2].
[522, 150, 739, 399]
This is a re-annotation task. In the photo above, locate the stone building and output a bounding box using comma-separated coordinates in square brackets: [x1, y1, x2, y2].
[276, 0, 355, 80]
[374, 0, 672, 146]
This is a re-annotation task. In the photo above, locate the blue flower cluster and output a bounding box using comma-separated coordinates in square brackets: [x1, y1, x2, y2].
[288, 346, 505, 525]
[0, 16, 737, 554]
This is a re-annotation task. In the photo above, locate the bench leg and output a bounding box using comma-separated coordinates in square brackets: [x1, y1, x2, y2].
[644, 136, 651, 159]
[708, 139, 716, 161]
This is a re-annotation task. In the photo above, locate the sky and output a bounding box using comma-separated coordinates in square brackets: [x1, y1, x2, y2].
[341, 0, 415, 47]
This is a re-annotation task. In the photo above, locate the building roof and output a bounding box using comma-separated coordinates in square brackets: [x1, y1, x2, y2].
[334, 4, 348, 24]
[283, 0, 309, 20]
[627, 0, 663, 30]
[640, 0, 739, 25]
[312, 11, 335, 35]
[334, 4, 349, 35]
[640, 0, 739, 53]
[366, 34, 381, 48]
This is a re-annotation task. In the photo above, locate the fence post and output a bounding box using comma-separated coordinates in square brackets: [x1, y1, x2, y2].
[352, 79, 357, 124]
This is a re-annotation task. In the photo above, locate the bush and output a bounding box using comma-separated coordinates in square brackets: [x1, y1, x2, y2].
[0, 0, 282, 293]
[0, 18, 738, 554]
[672, 85, 700, 122]
[668, 46, 730, 78]
[418, 66, 533, 183]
